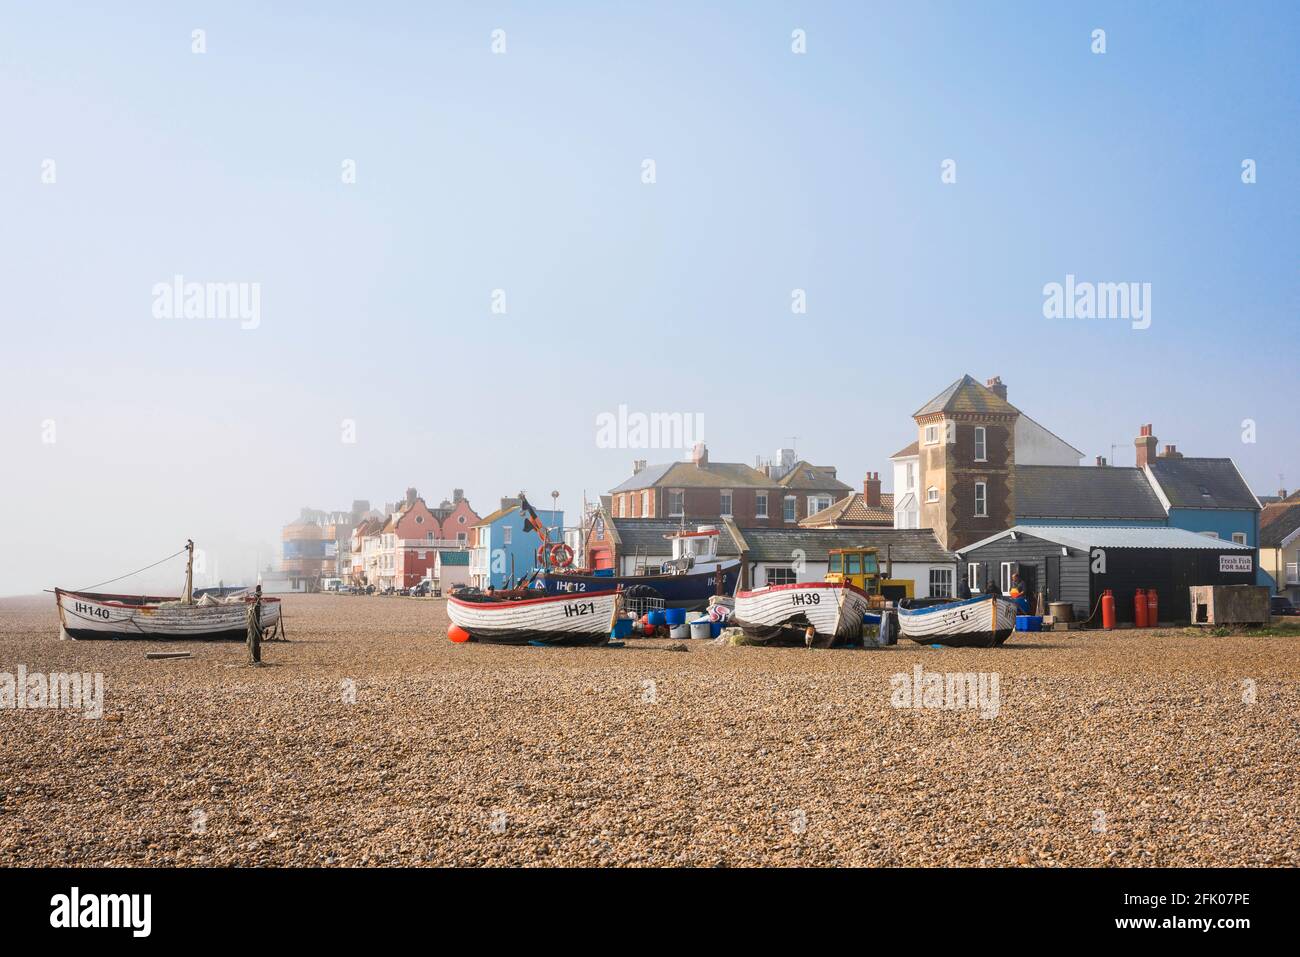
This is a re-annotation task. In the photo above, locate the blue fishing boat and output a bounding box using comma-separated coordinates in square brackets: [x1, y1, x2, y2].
[540, 525, 739, 611]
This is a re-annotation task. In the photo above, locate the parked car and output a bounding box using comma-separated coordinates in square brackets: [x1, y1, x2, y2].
[1270, 595, 1298, 617]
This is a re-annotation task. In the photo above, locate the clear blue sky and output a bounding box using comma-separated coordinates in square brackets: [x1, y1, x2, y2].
[1, 1, 1296, 594]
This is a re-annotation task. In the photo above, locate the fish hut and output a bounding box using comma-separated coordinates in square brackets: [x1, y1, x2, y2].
[956, 525, 1257, 625]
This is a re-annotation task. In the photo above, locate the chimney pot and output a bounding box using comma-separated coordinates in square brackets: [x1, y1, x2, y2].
[863, 472, 882, 507]
[1095, 455, 1108, 467]
[691, 443, 708, 466]
[985, 376, 1008, 401]
[1135, 424, 1158, 468]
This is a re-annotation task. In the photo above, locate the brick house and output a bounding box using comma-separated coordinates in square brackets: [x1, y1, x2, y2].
[800, 472, 895, 527]
[607, 443, 850, 527]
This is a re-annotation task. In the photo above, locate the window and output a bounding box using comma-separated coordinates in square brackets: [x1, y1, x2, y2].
[503, 526, 512, 545]
[457, 532, 467, 544]
[415, 514, 424, 524]
[930, 568, 954, 598]
[1231, 532, 1247, 545]
[905, 462, 915, 491]
[807, 495, 831, 515]
[924, 424, 940, 445]
[765, 566, 797, 586]
[974, 481, 987, 517]
[1000, 562, 1014, 593]
[783, 496, 797, 522]
[613, 497, 622, 518]
[974, 426, 987, 462]
[642, 490, 651, 516]
[968, 563, 981, 592]
[669, 489, 684, 517]
[720, 489, 733, 517]
[458, 515, 466, 524]
[926, 486, 939, 503]
[755, 492, 768, 518]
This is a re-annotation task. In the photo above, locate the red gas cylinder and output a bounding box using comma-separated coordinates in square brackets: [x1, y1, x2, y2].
[1101, 589, 1116, 630]
[1146, 589, 1159, 627]
[1134, 588, 1148, 628]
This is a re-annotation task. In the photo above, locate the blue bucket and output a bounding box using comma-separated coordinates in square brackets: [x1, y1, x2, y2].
[1015, 615, 1043, 632]
[611, 617, 633, 639]
[647, 610, 668, 627]
[664, 608, 686, 626]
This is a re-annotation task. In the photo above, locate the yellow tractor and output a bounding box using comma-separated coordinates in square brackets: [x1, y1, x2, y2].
[825, 547, 914, 608]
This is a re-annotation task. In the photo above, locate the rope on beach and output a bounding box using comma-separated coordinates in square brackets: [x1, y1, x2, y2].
[76, 547, 189, 592]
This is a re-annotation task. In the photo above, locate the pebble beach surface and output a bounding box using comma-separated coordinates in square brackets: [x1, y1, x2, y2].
[1, 594, 1296, 867]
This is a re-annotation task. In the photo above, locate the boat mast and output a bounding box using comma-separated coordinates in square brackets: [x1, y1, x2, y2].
[182, 539, 195, 604]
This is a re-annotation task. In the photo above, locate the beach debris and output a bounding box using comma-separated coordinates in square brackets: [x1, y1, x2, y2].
[144, 652, 192, 660]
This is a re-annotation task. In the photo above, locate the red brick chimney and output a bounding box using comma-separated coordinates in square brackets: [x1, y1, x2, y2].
[691, 442, 708, 466]
[863, 472, 882, 507]
[986, 376, 1007, 401]
[1134, 424, 1157, 468]
[1095, 455, 1108, 467]
[1159, 444, 1183, 459]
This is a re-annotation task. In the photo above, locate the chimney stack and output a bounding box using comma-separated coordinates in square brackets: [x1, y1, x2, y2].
[1134, 424, 1157, 468]
[405, 487, 418, 507]
[1280, 488, 1289, 500]
[1159, 444, 1183, 459]
[986, 376, 1008, 401]
[632, 459, 647, 475]
[452, 488, 464, 504]
[863, 472, 882, 507]
[691, 442, 708, 466]
[1095, 456, 1108, 467]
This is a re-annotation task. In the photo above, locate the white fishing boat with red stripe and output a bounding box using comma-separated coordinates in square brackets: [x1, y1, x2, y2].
[54, 541, 281, 640]
[732, 581, 871, 647]
[447, 588, 621, 645]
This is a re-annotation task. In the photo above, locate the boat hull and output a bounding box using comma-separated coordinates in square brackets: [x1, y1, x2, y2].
[732, 582, 870, 647]
[447, 590, 618, 645]
[55, 589, 281, 641]
[540, 560, 740, 610]
[897, 595, 1020, 647]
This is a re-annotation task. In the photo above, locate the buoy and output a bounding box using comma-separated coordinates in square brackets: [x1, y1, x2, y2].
[448, 625, 471, 643]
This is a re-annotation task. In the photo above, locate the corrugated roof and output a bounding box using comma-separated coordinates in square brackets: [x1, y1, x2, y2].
[733, 527, 956, 564]
[436, 550, 470, 566]
[960, 525, 1254, 554]
[1146, 458, 1260, 511]
[1016, 465, 1167, 521]
[913, 374, 1018, 418]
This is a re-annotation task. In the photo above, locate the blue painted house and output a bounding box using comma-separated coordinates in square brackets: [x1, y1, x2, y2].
[469, 499, 564, 589]
[1143, 456, 1261, 546]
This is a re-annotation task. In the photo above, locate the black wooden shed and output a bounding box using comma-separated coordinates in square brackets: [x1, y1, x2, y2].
[956, 525, 1257, 625]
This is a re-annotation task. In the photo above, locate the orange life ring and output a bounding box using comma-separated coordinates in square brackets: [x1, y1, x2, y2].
[549, 543, 574, 568]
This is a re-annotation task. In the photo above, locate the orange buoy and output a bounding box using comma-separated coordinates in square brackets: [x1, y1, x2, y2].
[447, 625, 471, 643]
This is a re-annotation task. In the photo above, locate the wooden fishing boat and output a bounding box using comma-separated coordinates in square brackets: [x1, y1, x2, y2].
[732, 581, 871, 648]
[447, 589, 620, 645]
[54, 541, 280, 640]
[896, 594, 1020, 647]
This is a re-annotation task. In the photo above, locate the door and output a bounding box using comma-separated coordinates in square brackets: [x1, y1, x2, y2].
[1045, 555, 1060, 604]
